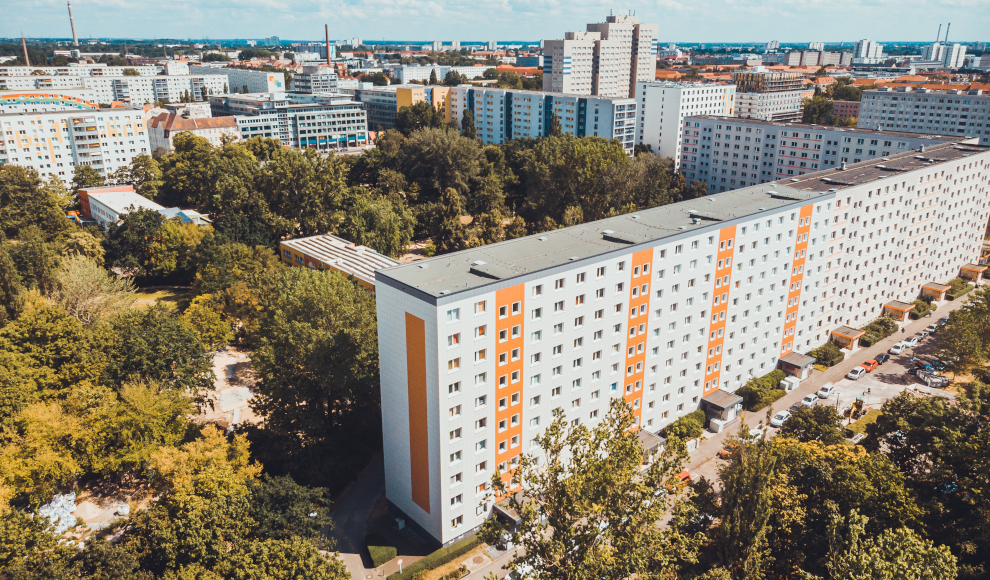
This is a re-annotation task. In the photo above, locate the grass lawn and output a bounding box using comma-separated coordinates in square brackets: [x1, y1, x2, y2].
[133, 287, 194, 312]
[845, 408, 881, 438]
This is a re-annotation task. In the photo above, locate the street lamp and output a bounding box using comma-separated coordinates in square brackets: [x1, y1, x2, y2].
[398, 559, 403, 574]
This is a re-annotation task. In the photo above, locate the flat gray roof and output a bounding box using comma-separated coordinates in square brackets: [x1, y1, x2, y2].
[686, 114, 962, 141]
[376, 140, 988, 300]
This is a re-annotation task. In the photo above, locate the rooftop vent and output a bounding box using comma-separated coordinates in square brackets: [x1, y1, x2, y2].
[569, 256, 579, 261]
[538, 236, 547, 241]
[439, 290, 451, 295]
[602, 229, 614, 235]
[472, 260, 486, 266]
[418, 263, 429, 269]
[631, 214, 641, 219]
[840, 161, 847, 170]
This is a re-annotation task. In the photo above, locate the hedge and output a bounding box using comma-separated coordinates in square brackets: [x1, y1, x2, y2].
[736, 370, 786, 412]
[909, 299, 934, 320]
[947, 277, 974, 300]
[660, 409, 706, 440]
[366, 532, 397, 568]
[859, 315, 898, 347]
[387, 534, 482, 580]
[807, 342, 844, 368]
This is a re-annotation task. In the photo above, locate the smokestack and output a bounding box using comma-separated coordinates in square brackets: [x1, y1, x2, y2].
[68, 0, 79, 47]
[325, 24, 331, 66]
[944, 23, 950, 44]
[21, 36, 30, 66]
[935, 24, 941, 44]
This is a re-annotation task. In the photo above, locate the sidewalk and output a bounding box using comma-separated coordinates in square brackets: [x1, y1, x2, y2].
[686, 298, 965, 471]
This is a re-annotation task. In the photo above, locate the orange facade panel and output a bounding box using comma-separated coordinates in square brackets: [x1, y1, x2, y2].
[781, 206, 814, 356]
[405, 313, 431, 514]
[494, 284, 525, 490]
[704, 226, 737, 396]
[624, 249, 654, 427]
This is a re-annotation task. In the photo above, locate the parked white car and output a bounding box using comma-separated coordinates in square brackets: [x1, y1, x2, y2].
[889, 343, 907, 355]
[846, 367, 867, 380]
[770, 410, 792, 427]
[816, 383, 837, 399]
[800, 394, 818, 408]
[904, 336, 921, 347]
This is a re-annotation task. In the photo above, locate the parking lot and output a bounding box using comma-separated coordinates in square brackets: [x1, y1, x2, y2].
[686, 303, 964, 484]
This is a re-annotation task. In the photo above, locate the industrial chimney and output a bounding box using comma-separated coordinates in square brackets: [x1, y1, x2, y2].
[68, 1, 79, 47]
[325, 24, 331, 66]
[21, 36, 30, 66]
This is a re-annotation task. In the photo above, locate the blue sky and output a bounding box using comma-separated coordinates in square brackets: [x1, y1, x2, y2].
[5, 0, 988, 44]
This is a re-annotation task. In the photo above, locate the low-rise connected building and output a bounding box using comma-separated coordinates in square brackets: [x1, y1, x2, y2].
[279, 234, 399, 292]
[856, 87, 990, 146]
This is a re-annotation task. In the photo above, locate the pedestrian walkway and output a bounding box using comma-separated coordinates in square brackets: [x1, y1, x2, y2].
[686, 297, 966, 471]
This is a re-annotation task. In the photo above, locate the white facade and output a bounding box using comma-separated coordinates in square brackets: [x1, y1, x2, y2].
[0, 89, 101, 114]
[0, 63, 158, 77]
[635, 82, 735, 166]
[0, 108, 151, 184]
[856, 88, 990, 146]
[394, 65, 489, 84]
[189, 66, 285, 93]
[734, 90, 805, 123]
[376, 142, 990, 546]
[853, 39, 884, 59]
[808, 42, 825, 51]
[543, 15, 658, 98]
[86, 188, 165, 228]
[0, 74, 227, 105]
[942, 44, 967, 68]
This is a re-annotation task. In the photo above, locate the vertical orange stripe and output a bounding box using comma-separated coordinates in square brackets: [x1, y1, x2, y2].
[405, 313, 430, 514]
[704, 225, 737, 396]
[782, 205, 814, 356]
[624, 249, 654, 429]
[494, 284, 525, 490]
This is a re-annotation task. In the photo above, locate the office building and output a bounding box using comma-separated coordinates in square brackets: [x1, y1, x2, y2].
[0, 108, 150, 184]
[543, 15, 658, 98]
[344, 85, 449, 130]
[209, 92, 368, 150]
[680, 116, 960, 193]
[634, 81, 736, 167]
[293, 64, 338, 94]
[732, 67, 806, 122]
[0, 90, 99, 114]
[189, 65, 285, 93]
[808, 42, 824, 51]
[942, 44, 967, 68]
[375, 140, 990, 547]
[856, 87, 990, 146]
[515, 56, 544, 68]
[279, 234, 399, 292]
[446, 86, 637, 153]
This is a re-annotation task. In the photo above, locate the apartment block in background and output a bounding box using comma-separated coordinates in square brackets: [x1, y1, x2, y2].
[635, 81, 735, 167]
[543, 15, 658, 98]
[0, 90, 100, 114]
[0, 108, 150, 184]
[732, 67, 806, 123]
[376, 141, 990, 547]
[445, 86, 636, 153]
[189, 65, 285, 93]
[832, 101, 861, 122]
[680, 116, 960, 193]
[856, 87, 990, 145]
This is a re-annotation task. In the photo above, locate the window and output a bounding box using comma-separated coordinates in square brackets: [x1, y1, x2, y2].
[450, 428, 462, 440]
[555, 278, 565, 290]
[596, 267, 606, 277]
[474, 300, 486, 314]
[532, 307, 543, 319]
[555, 301, 565, 312]
[499, 305, 508, 318]
[512, 302, 521, 315]
[475, 349, 487, 362]
[451, 515, 463, 528]
[475, 325, 487, 338]
[450, 451, 462, 463]
[447, 308, 460, 322]
[450, 474, 462, 486]
[449, 382, 461, 394]
[448, 358, 461, 371]
[475, 372, 487, 385]
[448, 333, 460, 347]
[475, 418, 487, 429]
[475, 395, 487, 407]
[533, 284, 543, 296]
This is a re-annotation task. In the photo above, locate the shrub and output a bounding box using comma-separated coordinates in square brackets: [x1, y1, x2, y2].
[909, 298, 933, 320]
[807, 342, 844, 368]
[947, 277, 974, 300]
[736, 370, 786, 412]
[366, 532, 397, 568]
[661, 409, 706, 440]
[860, 315, 898, 347]
[388, 535, 481, 580]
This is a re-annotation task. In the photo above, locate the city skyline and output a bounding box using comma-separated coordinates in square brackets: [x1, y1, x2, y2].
[5, 0, 987, 45]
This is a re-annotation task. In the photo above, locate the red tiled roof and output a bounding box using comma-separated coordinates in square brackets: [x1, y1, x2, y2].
[148, 112, 239, 132]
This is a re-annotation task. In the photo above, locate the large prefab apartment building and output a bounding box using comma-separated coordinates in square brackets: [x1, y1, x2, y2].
[375, 141, 990, 547]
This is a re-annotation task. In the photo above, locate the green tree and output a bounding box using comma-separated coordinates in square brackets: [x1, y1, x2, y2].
[98, 303, 215, 397]
[395, 101, 445, 136]
[158, 132, 220, 207]
[9, 226, 62, 295]
[0, 239, 25, 324]
[60, 229, 106, 266]
[340, 191, 416, 258]
[428, 68, 439, 85]
[255, 147, 349, 237]
[548, 111, 563, 137]
[778, 405, 844, 445]
[71, 164, 106, 194]
[249, 268, 380, 490]
[0, 165, 72, 239]
[816, 510, 957, 580]
[460, 108, 477, 139]
[52, 256, 136, 326]
[109, 154, 164, 200]
[480, 398, 703, 580]
[717, 427, 777, 580]
[181, 297, 233, 350]
[433, 188, 467, 254]
[802, 95, 835, 125]
[442, 70, 462, 86]
[504, 216, 527, 239]
[104, 208, 183, 279]
[247, 474, 333, 545]
[403, 126, 484, 199]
